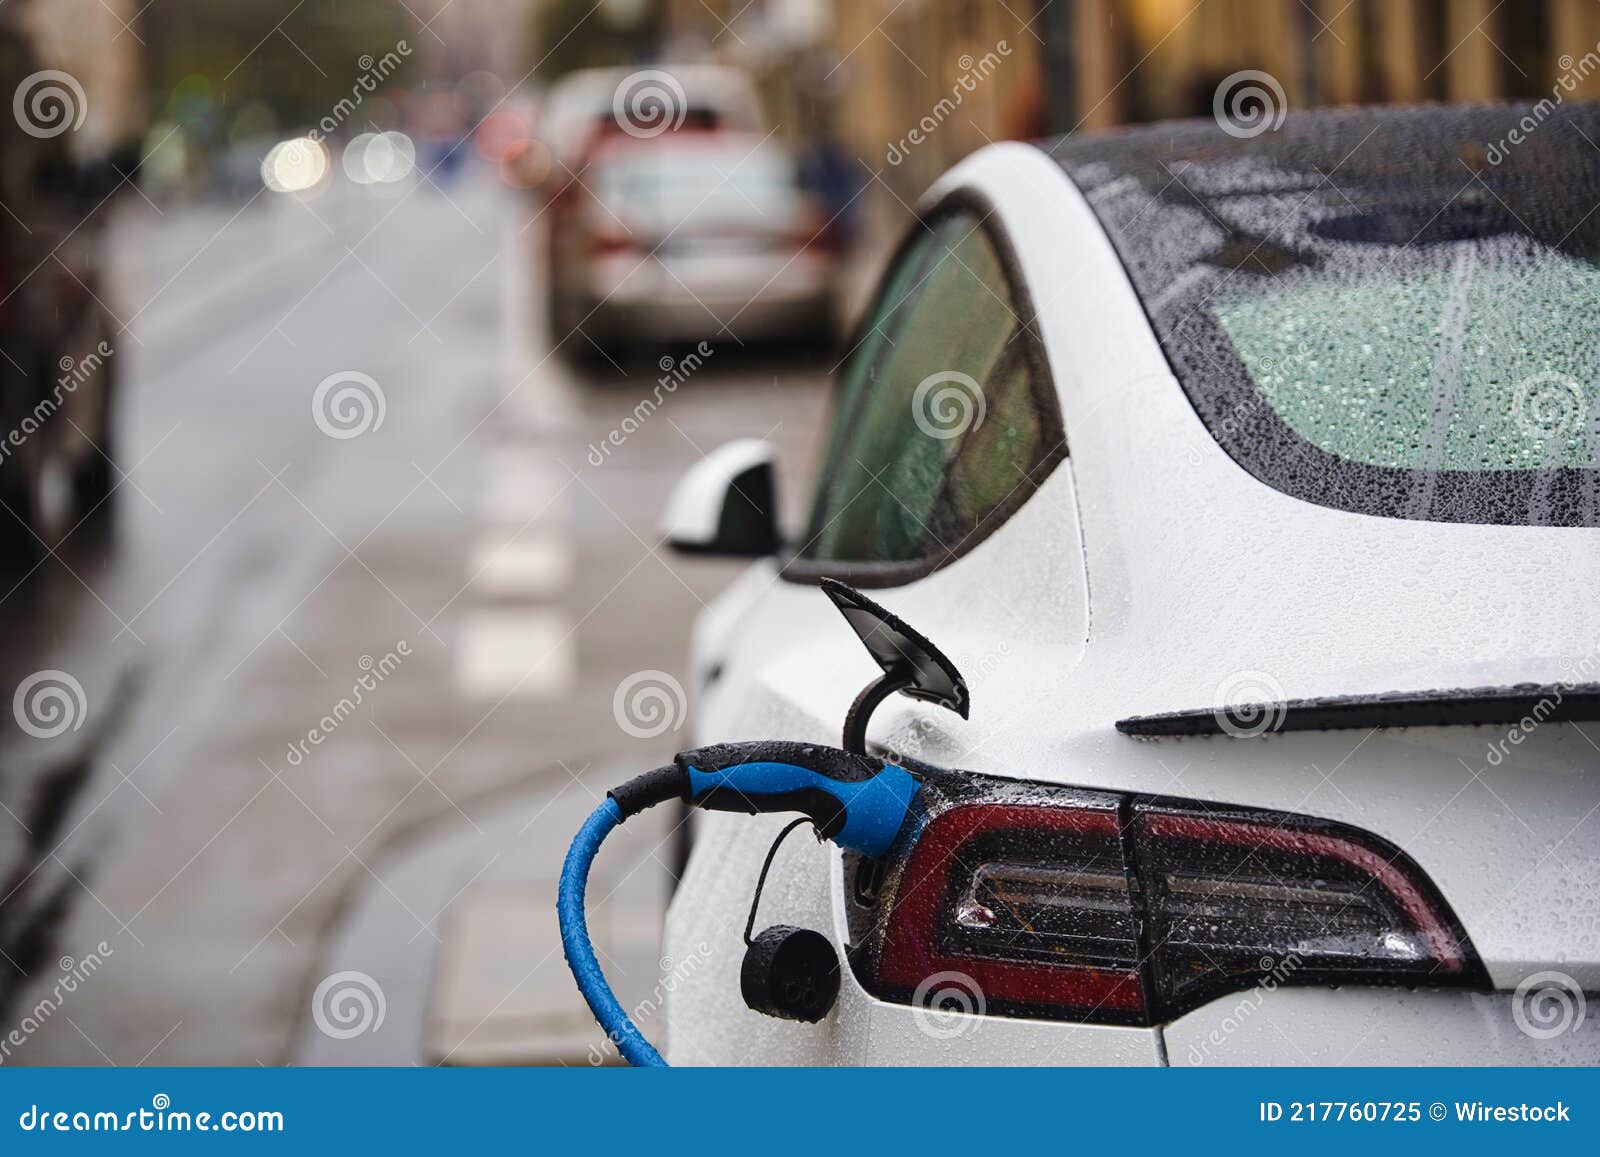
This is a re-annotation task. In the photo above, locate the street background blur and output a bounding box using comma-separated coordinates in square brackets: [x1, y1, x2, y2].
[0, 0, 1592, 1066]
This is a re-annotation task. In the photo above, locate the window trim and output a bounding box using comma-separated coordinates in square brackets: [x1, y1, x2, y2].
[781, 187, 1066, 589]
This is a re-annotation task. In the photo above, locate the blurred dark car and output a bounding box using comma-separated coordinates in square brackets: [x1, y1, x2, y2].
[547, 132, 840, 357]
[0, 23, 125, 561]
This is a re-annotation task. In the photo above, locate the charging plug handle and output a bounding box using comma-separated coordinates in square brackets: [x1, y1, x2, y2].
[606, 740, 919, 859]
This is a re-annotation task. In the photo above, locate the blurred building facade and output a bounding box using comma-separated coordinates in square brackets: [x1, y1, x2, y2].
[408, 0, 542, 91]
[660, 0, 1600, 205]
[15, 0, 143, 155]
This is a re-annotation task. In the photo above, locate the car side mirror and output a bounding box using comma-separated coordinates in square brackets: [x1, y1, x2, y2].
[661, 439, 780, 557]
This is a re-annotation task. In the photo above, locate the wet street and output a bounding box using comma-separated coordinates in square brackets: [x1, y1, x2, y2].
[0, 166, 832, 1064]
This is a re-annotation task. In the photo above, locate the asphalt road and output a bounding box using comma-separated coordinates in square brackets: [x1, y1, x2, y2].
[0, 163, 832, 1064]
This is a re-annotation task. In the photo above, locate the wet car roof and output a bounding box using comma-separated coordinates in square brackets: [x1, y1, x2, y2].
[1038, 103, 1600, 527]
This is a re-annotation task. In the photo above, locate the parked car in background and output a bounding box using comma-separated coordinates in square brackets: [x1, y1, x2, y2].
[548, 132, 840, 357]
[658, 103, 1600, 1065]
[537, 64, 765, 182]
[0, 21, 125, 563]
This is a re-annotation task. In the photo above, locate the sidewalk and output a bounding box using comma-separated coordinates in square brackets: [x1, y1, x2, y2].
[295, 766, 675, 1066]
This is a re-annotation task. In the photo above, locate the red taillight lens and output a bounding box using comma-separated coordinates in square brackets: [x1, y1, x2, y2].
[860, 775, 1486, 1026]
[589, 225, 638, 257]
[792, 204, 841, 255]
[590, 238, 638, 257]
[877, 799, 1146, 1022]
[1132, 805, 1470, 1016]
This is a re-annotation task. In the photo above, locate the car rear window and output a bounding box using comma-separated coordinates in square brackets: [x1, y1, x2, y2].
[1216, 253, 1600, 472]
[1046, 104, 1600, 526]
[594, 145, 801, 229]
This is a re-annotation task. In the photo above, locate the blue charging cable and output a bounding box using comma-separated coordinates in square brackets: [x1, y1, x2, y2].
[557, 740, 921, 1066]
[558, 798, 665, 1066]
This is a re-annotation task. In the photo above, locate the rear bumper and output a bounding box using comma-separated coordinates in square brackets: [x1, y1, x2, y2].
[809, 988, 1600, 1067]
[580, 250, 836, 342]
[663, 814, 1600, 1066]
[1167, 987, 1599, 1066]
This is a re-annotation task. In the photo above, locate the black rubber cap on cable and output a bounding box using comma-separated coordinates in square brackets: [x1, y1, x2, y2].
[608, 764, 689, 819]
[740, 925, 840, 1022]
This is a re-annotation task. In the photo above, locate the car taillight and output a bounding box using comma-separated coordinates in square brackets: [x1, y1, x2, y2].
[793, 204, 840, 255]
[589, 226, 638, 257]
[860, 772, 1487, 1026]
[876, 797, 1146, 1020]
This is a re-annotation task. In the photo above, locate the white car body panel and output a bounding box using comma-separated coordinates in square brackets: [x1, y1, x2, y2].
[663, 141, 1600, 1064]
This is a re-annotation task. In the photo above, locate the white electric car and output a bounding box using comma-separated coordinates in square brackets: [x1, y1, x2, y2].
[658, 104, 1600, 1065]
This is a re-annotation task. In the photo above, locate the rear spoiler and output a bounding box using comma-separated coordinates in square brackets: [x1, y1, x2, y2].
[1116, 683, 1600, 737]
